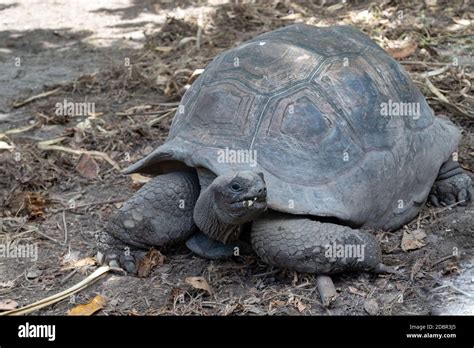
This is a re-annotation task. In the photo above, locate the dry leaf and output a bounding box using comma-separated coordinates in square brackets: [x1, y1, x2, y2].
[156, 75, 168, 86]
[327, 3, 345, 12]
[293, 298, 307, 312]
[131, 173, 151, 186]
[0, 299, 18, 311]
[0, 281, 14, 288]
[364, 299, 379, 315]
[0, 141, 14, 150]
[410, 257, 426, 280]
[348, 286, 367, 297]
[387, 40, 417, 59]
[185, 276, 213, 294]
[68, 295, 106, 316]
[401, 229, 427, 251]
[269, 299, 286, 310]
[442, 261, 460, 275]
[60, 257, 96, 271]
[75, 153, 100, 180]
[452, 17, 470, 26]
[25, 192, 48, 219]
[281, 13, 303, 20]
[137, 249, 165, 277]
[154, 46, 173, 52]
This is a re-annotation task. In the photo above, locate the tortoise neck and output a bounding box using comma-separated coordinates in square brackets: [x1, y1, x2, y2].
[193, 187, 240, 244]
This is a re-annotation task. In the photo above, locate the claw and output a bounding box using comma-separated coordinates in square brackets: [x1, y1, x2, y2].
[123, 261, 137, 274]
[96, 251, 105, 265]
[375, 263, 402, 275]
[429, 194, 440, 207]
[457, 189, 467, 206]
[109, 259, 120, 269]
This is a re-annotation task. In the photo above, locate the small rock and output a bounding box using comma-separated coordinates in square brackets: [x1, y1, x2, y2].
[26, 268, 42, 279]
[364, 298, 379, 315]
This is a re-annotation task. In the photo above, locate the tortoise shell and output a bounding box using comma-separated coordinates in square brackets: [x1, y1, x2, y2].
[125, 24, 460, 230]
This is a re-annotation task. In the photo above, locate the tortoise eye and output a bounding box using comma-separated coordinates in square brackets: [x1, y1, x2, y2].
[230, 182, 242, 192]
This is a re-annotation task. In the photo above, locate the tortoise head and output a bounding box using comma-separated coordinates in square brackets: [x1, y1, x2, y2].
[193, 171, 267, 243]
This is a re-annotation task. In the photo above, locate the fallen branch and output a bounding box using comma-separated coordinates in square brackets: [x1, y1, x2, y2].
[0, 266, 111, 316]
[37, 137, 120, 170]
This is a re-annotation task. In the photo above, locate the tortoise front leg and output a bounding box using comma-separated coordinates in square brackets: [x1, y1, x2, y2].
[251, 214, 389, 274]
[429, 158, 473, 207]
[97, 171, 200, 273]
[251, 214, 396, 305]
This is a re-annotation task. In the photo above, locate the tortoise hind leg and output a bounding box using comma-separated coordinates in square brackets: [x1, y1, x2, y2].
[97, 171, 200, 273]
[429, 158, 473, 207]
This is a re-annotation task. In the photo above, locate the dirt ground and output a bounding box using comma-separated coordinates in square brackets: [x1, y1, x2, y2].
[0, 0, 473, 316]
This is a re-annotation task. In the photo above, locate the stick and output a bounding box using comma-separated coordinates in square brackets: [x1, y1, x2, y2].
[13, 88, 61, 108]
[400, 61, 449, 66]
[34, 229, 61, 245]
[147, 110, 176, 126]
[418, 200, 466, 221]
[0, 266, 110, 316]
[431, 284, 473, 298]
[431, 254, 457, 268]
[37, 138, 120, 170]
[62, 210, 68, 245]
[316, 275, 337, 307]
[0, 122, 40, 139]
[48, 198, 125, 214]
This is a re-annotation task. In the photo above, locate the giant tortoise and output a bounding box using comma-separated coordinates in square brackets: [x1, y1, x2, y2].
[97, 24, 472, 277]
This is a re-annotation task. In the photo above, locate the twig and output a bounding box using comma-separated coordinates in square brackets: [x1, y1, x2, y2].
[62, 211, 68, 245]
[0, 122, 40, 140]
[401, 61, 449, 66]
[37, 137, 121, 170]
[13, 88, 61, 108]
[196, 13, 204, 50]
[147, 109, 176, 126]
[424, 78, 473, 119]
[0, 266, 111, 315]
[60, 269, 78, 285]
[431, 284, 473, 298]
[431, 254, 457, 268]
[418, 200, 466, 221]
[48, 198, 126, 214]
[34, 229, 61, 245]
[253, 269, 280, 278]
